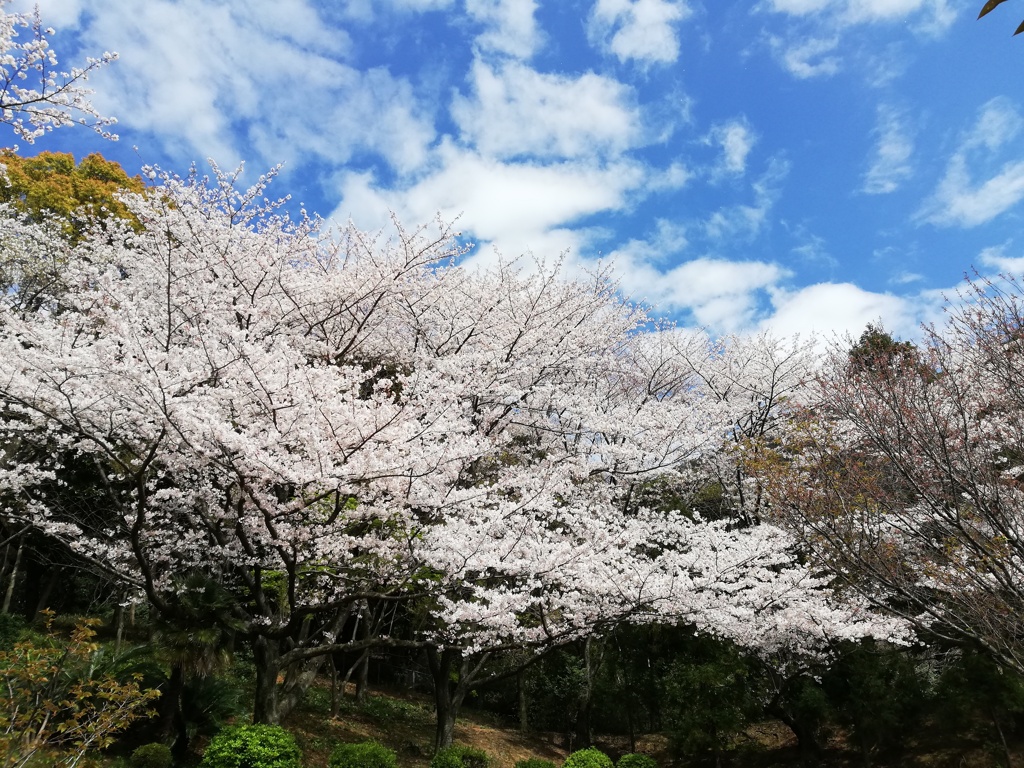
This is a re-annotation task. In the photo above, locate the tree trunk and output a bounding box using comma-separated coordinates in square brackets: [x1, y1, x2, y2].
[428, 648, 458, 752]
[770, 702, 820, 766]
[277, 654, 330, 722]
[252, 636, 282, 724]
[330, 654, 341, 717]
[427, 647, 476, 753]
[572, 637, 599, 750]
[517, 668, 529, 733]
[157, 664, 189, 758]
[1, 538, 22, 614]
[354, 648, 369, 705]
[32, 566, 59, 619]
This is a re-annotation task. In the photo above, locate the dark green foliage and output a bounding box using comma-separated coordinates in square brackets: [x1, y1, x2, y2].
[200, 725, 301, 768]
[130, 743, 173, 768]
[615, 755, 656, 768]
[430, 745, 490, 768]
[823, 641, 928, 764]
[329, 741, 397, 768]
[663, 636, 763, 762]
[848, 323, 920, 374]
[0, 612, 26, 650]
[935, 649, 1024, 761]
[181, 675, 245, 739]
[513, 759, 556, 768]
[562, 748, 613, 768]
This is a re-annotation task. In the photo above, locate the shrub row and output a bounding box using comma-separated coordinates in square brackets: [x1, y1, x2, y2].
[197, 724, 654, 768]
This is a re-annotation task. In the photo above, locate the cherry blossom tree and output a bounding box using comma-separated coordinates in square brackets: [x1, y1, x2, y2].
[758, 277, 1024, 676]
[0, 166, 907, 736]
[0, 1, 117, 143]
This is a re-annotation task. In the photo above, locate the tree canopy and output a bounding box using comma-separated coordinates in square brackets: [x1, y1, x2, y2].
[0, 150, 144, 239]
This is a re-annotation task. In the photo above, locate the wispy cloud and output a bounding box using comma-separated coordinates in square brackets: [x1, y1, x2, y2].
[706, 119, 757, 179]
[862, 104, 914, 194]
[704, 157, 789, 242]
[763, 0, 957, 31]
[588, 0, 691, 65]
[772, 36, 840, 79]
[918, 98, 1024, 227]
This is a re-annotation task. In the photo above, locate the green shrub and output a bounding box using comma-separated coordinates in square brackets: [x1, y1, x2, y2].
[563, 748, 613, 768]
[514, 760, 556, 768]
[616, 755, 656, 768]
[430, 745, 490, 768]
[329, 741, 397, 768]
[200, 725, 301, 768]
[130, 743, 173, 768]
[0, 612, 26, 650]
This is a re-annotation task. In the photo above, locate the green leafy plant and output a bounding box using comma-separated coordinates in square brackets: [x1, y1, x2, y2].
[563, 748, 613, 768]
[430, 745, 490, 768]
[514, 760, 556, 768]
[328, 741, 397, 768]
[200, 725, 301, 768]
[0, 613, 160, 768]
[615, 756, 655, 768]
[130, 743, 173, 768]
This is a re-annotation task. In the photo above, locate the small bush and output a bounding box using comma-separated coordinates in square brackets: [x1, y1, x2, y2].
[616, 755, 656, 768]
[563, 748, 613, 768]
[329, 741, 397, 768]
[131, 744, 173, 768]
[430, 745, 490, 768]
[514, 759, 556, 768]
[0, 612, 26, 650]
[201, 725, 301, 768]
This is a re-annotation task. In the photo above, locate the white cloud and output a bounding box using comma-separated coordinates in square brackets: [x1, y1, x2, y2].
[450, 60, 640, 160]
[706, 119, 757, 178]
[13, 0, 86, 27]
[774, 36, 840, 79]
[918, 98, 1024, 227]
[762, 282, 914, 339]
[862, 105, 914, 195]
[48, 0, 436, 174]
[920, 157, 1024, 227]
[330, 141, 647, 258]
[466, 0, 541, 58]
[977, 243, 1024, 274]
[588, 0, 691, 65]
[607, 242, 787, 330]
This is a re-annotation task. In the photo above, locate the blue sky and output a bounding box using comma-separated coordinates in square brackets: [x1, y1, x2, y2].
[15, 0, 1024, 339]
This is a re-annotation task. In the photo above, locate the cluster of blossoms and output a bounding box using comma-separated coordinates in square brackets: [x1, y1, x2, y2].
[0, 0, 117, 143]
[0, 164, 908, 725]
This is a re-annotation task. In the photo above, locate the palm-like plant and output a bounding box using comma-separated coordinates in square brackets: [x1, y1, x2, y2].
[979, 0, 1024, 36]
[152, 574, 240, 756]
